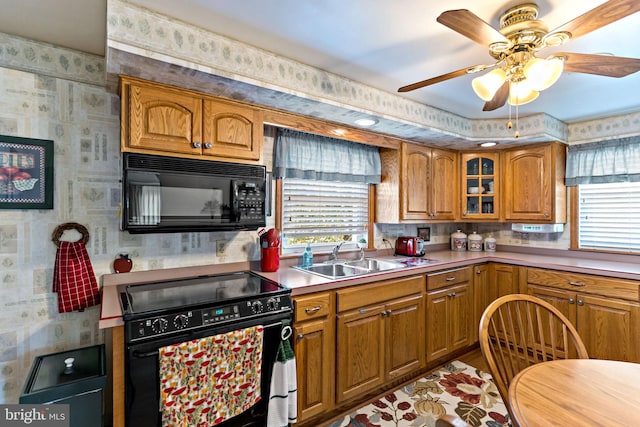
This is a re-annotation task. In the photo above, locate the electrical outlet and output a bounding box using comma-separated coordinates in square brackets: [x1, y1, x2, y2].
[216, 240, 227, 256]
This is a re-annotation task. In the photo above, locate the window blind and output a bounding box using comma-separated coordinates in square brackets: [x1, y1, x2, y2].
[578, 182, 640, 252]
[282, 178, 368, 238]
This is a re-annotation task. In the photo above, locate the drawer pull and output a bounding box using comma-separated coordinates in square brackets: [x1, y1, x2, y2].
[445, 276, 456, 282]
[305, 305, 322, 314]
[359, 308, 367, 314]
[448, 292, 457, 297]
[568, 281, 586, 287]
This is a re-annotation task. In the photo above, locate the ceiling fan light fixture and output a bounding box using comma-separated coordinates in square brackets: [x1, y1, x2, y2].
[524, 56, 564, 91]
[472, 68, 507, 101]
[508, 80, 539, 105]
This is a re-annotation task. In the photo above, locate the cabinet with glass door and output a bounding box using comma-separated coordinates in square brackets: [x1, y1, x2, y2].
[460, 152, 499, 220]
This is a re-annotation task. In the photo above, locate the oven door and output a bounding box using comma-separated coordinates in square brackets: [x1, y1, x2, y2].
[125, 312, 291, 427]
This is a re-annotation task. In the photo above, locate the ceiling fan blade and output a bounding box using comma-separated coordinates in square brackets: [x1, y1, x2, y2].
[398, 65, 484, 92]
[437, 9, 508, 47]
[482, 81, 509, 111]
[547, 0, 640, 41]
[559, 52, 640, 77]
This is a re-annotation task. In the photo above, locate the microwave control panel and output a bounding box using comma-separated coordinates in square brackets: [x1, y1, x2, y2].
[234, 180, 265, 222]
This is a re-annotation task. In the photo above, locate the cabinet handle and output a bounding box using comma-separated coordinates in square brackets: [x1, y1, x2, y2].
[476, 269, 481, 274]
[192, 142, 202, 148]
[448, 292, 457, 297]
[359, 308, 367, 314]
[305, 305, 322, 314]
[445, 276, 456, 281]
[463, 211, 468, 216]
[381, 311, 387, 317]
[297, 333, 304, 340]
[568, 298, 575, 304]
[544, 213, 550, 217]
[577, 299, 584, 306]
[386, 309, 392, 315]
[204, 142, 213, 149]
[568, 281, 586, 287]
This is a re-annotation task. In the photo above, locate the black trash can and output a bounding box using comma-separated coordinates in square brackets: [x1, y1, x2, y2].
[20, 344, 106, 427]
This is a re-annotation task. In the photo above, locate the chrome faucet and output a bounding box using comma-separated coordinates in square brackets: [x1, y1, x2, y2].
[330, 242, 345, 261]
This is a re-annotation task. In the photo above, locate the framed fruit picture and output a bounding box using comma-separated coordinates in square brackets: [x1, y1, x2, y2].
[0, 135, 54, 209]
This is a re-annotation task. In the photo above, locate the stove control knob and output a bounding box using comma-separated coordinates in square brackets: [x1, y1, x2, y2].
[151, 318, 168, 334]
[251, 301, 264, 314]
[266, 298, 279, 311]
[174, 314, 189, 329]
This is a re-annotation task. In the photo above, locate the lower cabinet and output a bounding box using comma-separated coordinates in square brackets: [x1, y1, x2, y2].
[293, 292, 335, 423]
[426, 267, 473, 362]
[335, 275, 425, 403]
[526, 267, 640, 362]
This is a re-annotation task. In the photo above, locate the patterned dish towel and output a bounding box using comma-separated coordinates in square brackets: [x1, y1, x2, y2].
[159, 326, 264, 426]
[267, 323, 297, 426]
[52, 240, 100, 313]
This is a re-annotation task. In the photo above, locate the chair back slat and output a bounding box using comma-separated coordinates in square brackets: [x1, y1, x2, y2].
[479, 294, 589, 421]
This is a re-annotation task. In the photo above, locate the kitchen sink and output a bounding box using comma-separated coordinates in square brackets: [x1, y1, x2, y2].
[292, 257, 407, 279]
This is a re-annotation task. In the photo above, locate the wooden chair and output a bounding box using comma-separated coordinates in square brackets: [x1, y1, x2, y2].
[479, 294, 589, 419]
[435, 414, 471, 427]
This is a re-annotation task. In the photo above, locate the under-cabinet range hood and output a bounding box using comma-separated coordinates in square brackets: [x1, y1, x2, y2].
[512, 223, 564, 233]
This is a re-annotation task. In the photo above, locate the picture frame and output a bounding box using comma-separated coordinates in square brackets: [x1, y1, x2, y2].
[417, 226, 431, 241]
[0, 135, 54, 209]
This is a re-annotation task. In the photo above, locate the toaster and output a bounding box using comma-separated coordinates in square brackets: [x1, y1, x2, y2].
[395, 237, 425, 257]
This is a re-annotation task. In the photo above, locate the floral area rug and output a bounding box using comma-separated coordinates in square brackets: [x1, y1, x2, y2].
[327, 360, 509, 427]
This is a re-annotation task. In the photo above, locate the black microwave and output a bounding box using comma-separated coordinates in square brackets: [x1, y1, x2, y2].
[122, 153, 266, 233]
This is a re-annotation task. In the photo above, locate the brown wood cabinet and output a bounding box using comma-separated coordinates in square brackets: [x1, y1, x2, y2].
[120, 76, 263, 162]
[293, 292, 335, 422]
[335, 275, 425, 403]
[376, 143, 457, 222]
[460, 152, 500, 220]
[526, 267, 640, 362]
[502, 142, 566, 223]
[426, 267, 473, 361]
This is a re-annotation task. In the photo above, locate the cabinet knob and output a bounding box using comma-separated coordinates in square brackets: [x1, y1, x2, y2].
[568, 298, 575, 304]
[463, 211, 468, 216]
[192, 142, 202, 148]
[381, 311, 387, 317]
[204, 142, 213, 149]
[476, 269, 481, 274]
[297, 333, 304, 340]
[577, 299, 584, 306]
[544, 213, 550, 217]
[448, 292, 457, 297]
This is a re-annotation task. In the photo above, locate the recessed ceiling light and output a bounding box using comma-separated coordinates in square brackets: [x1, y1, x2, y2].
[480, 142, 497, 147]
[354, 118, 378, 127]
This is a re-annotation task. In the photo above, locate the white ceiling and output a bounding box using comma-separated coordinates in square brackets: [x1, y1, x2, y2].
[0, 0, 639, 123]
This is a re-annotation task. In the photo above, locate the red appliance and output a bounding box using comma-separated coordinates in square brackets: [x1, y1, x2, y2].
[395, 237, 425, 256]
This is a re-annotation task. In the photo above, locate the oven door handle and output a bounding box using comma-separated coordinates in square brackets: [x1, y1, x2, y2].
[132, 349, 159, 358]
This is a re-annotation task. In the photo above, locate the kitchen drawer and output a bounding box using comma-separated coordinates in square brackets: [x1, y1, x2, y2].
[527, 267, 640, 301]
[427, 267, 471, 291]
[294, 292, 332, 322]
[337, 275, 424, 312]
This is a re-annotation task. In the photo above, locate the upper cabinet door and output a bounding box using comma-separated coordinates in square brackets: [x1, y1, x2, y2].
[203, 99, 263, 160]
[503, 142, 567, 223]
[127, 82, 203, 154]
[401, 143, 431, 220]
[460, 152, 499, 220]
[431, 148, 458, 220]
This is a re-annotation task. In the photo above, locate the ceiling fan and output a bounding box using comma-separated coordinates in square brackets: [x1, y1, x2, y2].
[398, 0, 640, 113]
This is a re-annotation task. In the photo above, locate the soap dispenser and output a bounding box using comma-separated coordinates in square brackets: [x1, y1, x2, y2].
[302, 243, 314, 268]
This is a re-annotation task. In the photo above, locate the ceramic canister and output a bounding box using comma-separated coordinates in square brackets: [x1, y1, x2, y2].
[484, 234, 497, 252]
[468, 231, 483, 252]
[451, 229, 467, 251]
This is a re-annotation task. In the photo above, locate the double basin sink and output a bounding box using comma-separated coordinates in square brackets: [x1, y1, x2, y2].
[293, 257, 412, 280]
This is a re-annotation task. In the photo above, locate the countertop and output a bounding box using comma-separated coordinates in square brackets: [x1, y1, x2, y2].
[99, 249, 640, 329]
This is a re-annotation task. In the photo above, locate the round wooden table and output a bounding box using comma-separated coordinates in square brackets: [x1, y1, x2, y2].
[508, 359, 640, 427]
